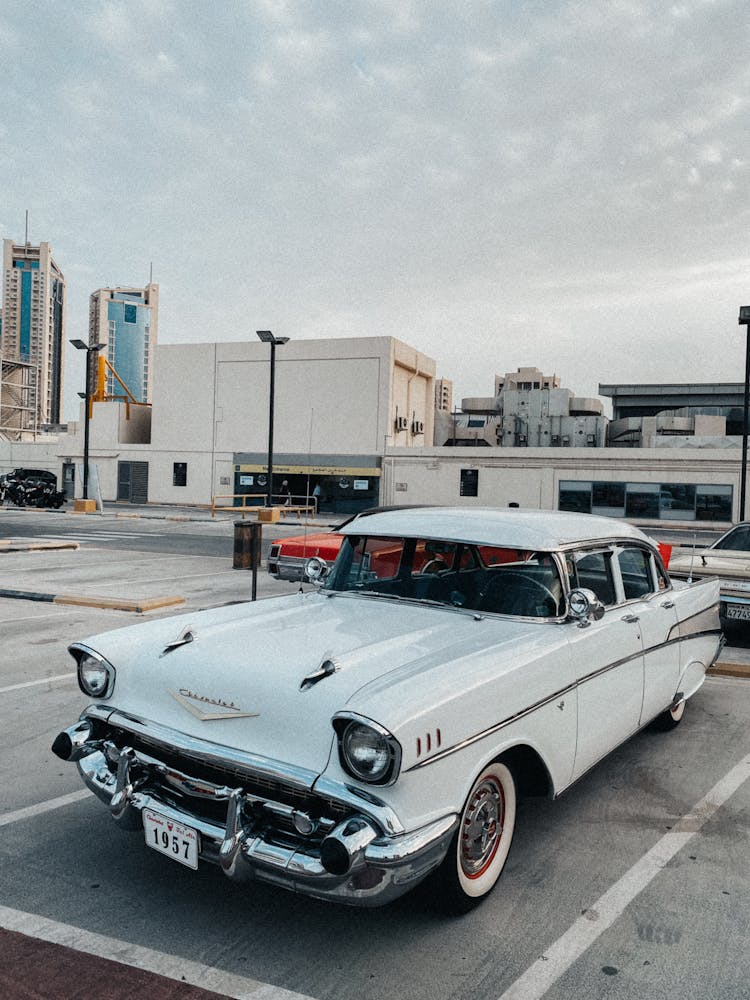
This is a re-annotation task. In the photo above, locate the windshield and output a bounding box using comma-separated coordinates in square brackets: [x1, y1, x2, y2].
[713, 525, 750, 552]
[324, 535, 563, 618]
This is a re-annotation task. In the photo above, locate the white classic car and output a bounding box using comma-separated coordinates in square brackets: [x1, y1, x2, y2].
[53, 507, 721, 912]
[668, 521, 750, 627]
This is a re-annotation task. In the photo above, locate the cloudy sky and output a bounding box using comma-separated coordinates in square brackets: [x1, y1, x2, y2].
[2, 0, 749, 420]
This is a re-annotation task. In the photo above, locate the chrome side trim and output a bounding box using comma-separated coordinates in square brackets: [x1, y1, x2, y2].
[405, 681, 574, 772]
[406, 626, 721, 773]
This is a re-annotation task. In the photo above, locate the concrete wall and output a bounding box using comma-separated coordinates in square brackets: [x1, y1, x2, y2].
[382, 446, 743, 523]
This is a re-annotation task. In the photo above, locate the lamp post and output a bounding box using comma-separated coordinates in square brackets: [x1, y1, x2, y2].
[70, 339, 105, 505]
[256, 330, 289, 506]
[739, 309, 750, 520]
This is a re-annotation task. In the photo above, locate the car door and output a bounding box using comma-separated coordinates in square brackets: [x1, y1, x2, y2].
[565, 547, 644, 782]
[614, 544, 681, 726]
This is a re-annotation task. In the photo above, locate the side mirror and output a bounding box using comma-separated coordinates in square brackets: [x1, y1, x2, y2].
[568, 588, 605, 626]
[305, 556, 330, 585]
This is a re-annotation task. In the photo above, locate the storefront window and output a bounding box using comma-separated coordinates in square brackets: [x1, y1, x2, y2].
[559, 481, 592, 513]
[559, 481, 733, 521]
[696, 485, 732, 521]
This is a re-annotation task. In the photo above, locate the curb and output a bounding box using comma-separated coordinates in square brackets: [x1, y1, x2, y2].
[0, 588, 184, 614]
[0, 540, 80, 552]
[709, 660, 750, 679]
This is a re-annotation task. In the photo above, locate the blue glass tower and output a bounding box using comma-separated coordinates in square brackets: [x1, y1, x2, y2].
[88, 284, 159, 403]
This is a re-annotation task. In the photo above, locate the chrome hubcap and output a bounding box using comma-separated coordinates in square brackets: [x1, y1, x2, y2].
[460, 777, 503, 877]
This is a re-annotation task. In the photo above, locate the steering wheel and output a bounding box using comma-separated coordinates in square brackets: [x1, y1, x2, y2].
[422, 558, 449, 575]
[479, 572, 558, 616]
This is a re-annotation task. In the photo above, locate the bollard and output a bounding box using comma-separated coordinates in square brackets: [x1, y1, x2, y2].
[233, 521, 263, 600]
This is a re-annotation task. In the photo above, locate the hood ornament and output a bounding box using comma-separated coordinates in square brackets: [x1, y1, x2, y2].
[300, 653, 340, 691]
[169, 688, 260, 721]
[160, 625, 196, 657]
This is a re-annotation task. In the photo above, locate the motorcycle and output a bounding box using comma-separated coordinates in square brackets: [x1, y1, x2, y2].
[35, 483, 67, 509]
[3, 479, 66, 509]
[5, 480, 28, 507]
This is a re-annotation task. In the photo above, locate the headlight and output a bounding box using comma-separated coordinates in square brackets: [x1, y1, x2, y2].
[335, 715, 401, 785]
[71, 645, 115, 698]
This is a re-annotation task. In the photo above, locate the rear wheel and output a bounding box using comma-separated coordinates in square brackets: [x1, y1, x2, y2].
[430, 760, 516, 914]
[654, 698, 685, 731]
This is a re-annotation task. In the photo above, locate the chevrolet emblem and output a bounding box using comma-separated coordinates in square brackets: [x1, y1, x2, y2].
[169, 688, 260, 721]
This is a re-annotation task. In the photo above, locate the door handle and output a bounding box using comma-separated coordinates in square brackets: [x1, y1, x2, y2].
[661, 600, 675, 609]
[621, 613, 640, 623]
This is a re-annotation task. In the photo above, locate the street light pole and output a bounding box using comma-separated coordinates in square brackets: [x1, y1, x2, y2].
[739, 308, 750, 520]
[70, 339, 105, 507]
[256, 330, 289, 507]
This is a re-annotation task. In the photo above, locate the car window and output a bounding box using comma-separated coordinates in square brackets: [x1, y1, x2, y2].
[412, 540, 459, 575]
[327, 537, 562, 617]
[715, 526, 750, 552]
[345, 537, 405, 584]
[618, 547, 654, 599]
[570, 550, 616, 606]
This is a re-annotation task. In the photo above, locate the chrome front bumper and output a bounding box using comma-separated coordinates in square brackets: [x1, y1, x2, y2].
[54, 715, 457, 907]
[267, 554, 307, 582]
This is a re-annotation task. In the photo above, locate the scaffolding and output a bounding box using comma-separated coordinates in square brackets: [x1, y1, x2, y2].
[0, 356, 39, 440]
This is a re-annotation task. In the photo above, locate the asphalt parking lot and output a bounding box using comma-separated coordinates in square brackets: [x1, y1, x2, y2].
[1, 511, 749, 1000]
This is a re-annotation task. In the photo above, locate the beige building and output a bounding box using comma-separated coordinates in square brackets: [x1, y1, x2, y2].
[1, 239, 66, 427]
[435, 377, 453, 413]
[436, 366, 606, 448]
[0, 335, 435, 513]
[1, 341, 746, 525]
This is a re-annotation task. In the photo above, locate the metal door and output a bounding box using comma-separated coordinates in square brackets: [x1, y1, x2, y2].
[117, 461, 149, 503]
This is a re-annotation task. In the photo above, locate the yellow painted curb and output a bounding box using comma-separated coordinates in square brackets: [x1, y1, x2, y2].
[710, 660, 750, 679]
[0, 541, 80, 551]
[54, 594, 185, 613]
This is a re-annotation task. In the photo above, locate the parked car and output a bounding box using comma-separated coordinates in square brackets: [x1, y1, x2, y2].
[267, 507, 414, 581]
[53, 507, 721, 912]
[0, 467, 57, 488]
[268, 530, 344, 580]
[668, 521, 750, 626]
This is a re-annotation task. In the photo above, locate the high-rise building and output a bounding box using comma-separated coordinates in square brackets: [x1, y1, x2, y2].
[88, 283, 159, 403]
[1, 239, 66, 426]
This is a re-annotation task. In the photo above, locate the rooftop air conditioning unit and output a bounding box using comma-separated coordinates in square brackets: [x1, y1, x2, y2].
[395, 416, 408, 431]
[411, 420, 424, 434]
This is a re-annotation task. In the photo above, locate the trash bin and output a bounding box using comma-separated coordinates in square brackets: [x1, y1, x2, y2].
[234, 520, 262, 570]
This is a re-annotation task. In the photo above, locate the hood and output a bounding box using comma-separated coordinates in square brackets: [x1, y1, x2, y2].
[76, 592, 537, 775]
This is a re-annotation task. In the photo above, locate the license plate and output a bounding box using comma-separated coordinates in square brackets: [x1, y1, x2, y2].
[143, 809, 199, 869]
[725, 604, 750, 621]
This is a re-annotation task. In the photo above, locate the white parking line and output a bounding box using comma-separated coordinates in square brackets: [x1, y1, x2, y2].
[0, 673, 74, 693]
[0, 905, 317, 1000]
[31, 532, 162, 541]
[498, 751, 750, 1000]
[0, 790, 91, 828]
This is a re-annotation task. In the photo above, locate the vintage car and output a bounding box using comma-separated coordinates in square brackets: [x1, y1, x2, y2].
[52, 507, 721, 912]
[268, 530, 344, 581]
[668, 521, 750, 627]
[266, 507, 410, 581]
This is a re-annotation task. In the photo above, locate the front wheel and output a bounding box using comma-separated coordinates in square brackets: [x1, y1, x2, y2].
[429, 760, 517, 914]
